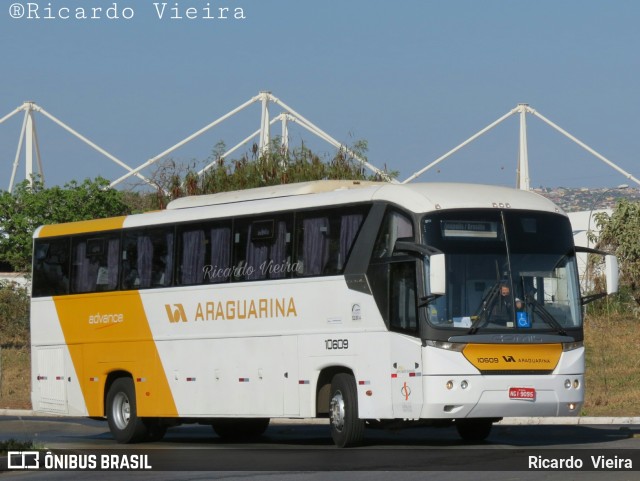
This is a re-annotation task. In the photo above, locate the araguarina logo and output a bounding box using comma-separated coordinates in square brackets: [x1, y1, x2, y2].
[165, 304, 187, 323]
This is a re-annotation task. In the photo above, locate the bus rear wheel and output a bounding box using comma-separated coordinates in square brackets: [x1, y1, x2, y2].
[455, 418, 493, 442]
[106, 377, 148, 443]
[329, 373, 365, 447]
[211, 418, 270, 440]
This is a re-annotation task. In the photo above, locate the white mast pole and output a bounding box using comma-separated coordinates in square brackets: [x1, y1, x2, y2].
[517, 104, 530, 190]
[259, 91, 270, 154]
[281, 113, 290, 156]
[25, 103, 35, 188]
[8, 108, 29, 192]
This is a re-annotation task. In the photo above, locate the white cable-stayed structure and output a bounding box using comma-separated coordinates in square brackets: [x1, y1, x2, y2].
[0, 101, 156, 192]
[108, 91, 396, 187]
[2, 95, 639, 191]
[0, 92, 395, 193]
[403, 103, 640, 189]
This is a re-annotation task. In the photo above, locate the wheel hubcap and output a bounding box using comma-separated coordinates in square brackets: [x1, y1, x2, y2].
[112, 392, 131, 430]
[330, 389, 345, 432]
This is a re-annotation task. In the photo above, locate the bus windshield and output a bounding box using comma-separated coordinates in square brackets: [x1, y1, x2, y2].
[423, 210, 581, 333]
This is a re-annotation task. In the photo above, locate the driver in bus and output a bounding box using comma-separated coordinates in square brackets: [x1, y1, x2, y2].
[491, 282, 515, 321]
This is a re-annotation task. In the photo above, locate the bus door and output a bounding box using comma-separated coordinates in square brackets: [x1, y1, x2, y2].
[388, 260, 424, 418]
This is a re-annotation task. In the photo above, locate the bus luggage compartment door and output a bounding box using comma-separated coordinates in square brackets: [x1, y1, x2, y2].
[34, 347, 68, 414]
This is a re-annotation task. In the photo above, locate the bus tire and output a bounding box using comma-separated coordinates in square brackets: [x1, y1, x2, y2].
[329, 373, 365, 447]
[212, 418, 270, 440]
[455, 418, 493, 442]
[106, 377, 148, 443]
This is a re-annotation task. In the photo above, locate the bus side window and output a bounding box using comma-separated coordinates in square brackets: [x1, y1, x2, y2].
[206, 224, 232, 284]
[33, 238, 70, 297]
[336, 212, 365, 272]
[234, 216, 292, 281]
[368, 209, 418, 334]
[373, 210, 414, 258]
[297, 215, 330, 276]
[178, 227, 206, 285]
[71, 235, 120, 294]
[122, 228, 173, 289]
[295, 208, 365, 277]
[389, 261, 418, 333]
[178, 222, 232, 285]
[97, 237, 120, 291]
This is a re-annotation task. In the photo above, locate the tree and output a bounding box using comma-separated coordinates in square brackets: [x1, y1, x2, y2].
[0, 177, 131, 272]
[148, 139, 396, 209]
[593, 199, 640, 305]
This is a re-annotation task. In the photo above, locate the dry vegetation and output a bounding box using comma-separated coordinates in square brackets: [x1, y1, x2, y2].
[1, 314, 638, 416]
[583, 313, 640, 416]
[0, 346, 30, 410]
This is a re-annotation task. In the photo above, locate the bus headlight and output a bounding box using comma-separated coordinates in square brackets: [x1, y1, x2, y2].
[562, 341, 584, 352]
[426, 340, 467, 352]
[564, 379, 572, 389]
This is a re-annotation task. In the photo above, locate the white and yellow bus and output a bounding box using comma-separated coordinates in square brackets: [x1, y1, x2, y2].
[30, 180, 618, 447]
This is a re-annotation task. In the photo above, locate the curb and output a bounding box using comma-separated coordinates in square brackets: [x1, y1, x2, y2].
[1, 409, 639, 425]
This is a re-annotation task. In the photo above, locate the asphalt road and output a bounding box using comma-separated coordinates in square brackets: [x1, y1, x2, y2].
[2, 416, 640, 480]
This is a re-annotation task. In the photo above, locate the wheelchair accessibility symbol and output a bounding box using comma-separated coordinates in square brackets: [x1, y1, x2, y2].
[517, 312, 531, 328]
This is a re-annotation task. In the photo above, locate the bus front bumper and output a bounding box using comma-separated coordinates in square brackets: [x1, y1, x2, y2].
[420, 374, 584, 419]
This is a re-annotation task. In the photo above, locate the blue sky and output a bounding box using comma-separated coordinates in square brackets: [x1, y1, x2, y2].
[1, 0, 639, 190]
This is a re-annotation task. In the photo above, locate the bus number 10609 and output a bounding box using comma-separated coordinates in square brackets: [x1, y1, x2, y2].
[325, 339, 349, 350]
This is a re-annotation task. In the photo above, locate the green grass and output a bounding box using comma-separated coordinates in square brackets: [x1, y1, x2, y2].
[0, 438, 38, 454]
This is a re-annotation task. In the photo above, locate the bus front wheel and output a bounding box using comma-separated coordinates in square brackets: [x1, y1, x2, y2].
[106, 377, 148, 443]
[329, 373, 365, 447]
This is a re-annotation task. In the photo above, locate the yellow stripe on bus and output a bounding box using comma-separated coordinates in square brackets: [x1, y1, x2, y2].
[462, 343, 562, 371]
[53, 291, 178, 417]
[38, 216, 127, 238]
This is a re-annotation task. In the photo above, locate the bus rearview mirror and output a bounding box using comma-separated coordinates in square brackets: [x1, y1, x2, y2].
[605, 254, 619, 295]
[429, 253, 446, 296]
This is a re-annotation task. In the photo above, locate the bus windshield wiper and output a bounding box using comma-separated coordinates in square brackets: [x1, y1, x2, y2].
[525, 294, 568, 336]
[468, 281, 500, 334]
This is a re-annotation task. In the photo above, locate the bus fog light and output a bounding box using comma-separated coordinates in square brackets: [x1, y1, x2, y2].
[446, 380, 454, 390]
[564, 379, 572, 389]
[568, 403, 577, 411]
[460, 380, 468, 390]
[573, 379, 580, 389]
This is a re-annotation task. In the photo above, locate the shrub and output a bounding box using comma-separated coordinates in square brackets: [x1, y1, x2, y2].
[0, 281, 30, 348]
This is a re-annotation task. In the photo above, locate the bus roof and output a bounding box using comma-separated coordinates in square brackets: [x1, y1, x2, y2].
[34, 181, 564, 238]
[166, 180, 383, 209]
[167, 180, 563, 216]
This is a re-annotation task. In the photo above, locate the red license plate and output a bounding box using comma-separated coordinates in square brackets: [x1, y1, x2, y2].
[509, 387, 536, 401]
